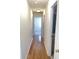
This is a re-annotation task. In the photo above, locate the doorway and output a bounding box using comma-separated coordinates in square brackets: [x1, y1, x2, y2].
[33, 12, 43, 42]
[51, 2, 57, 56]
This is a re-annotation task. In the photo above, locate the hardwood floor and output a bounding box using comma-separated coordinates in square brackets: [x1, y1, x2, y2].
[27, 37, 50, 59]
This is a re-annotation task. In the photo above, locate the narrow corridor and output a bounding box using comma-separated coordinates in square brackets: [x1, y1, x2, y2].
[20, 0, 58, 59]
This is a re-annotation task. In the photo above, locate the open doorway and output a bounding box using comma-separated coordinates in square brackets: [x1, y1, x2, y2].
[33, 12, 43, 42]
[51, 1, 57, 56]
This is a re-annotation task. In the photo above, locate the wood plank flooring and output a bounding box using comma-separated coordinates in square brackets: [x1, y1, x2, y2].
[27, 37, 50, 59]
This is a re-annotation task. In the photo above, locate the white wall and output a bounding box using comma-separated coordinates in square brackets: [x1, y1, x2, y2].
[44, 7, 52, 56]
[20, 0, 32, 59]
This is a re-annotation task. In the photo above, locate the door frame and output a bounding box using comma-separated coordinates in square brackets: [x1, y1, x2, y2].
[32, 12, 44, 39]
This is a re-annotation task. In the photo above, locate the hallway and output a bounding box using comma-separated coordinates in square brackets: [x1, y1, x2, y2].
[20, 0, 58, 59]
[27, 38, 50, 59]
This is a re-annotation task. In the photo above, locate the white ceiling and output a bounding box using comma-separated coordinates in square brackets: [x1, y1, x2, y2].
[27, 0, 49, 8]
